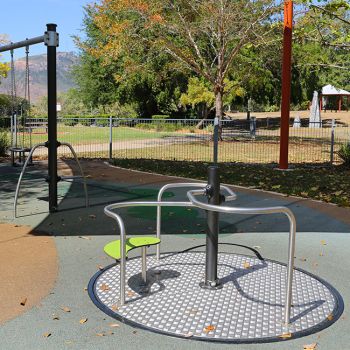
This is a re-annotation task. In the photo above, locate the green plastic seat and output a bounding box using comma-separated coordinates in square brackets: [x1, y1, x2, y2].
[104, 236, 161, 260]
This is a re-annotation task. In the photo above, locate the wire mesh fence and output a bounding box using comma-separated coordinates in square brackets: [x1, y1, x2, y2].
[2, 116, 350, 165]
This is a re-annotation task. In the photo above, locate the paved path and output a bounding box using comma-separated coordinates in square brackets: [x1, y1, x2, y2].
[0, 160, 349, 349]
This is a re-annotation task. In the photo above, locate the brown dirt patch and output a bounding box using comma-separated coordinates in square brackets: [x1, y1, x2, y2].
[0, 223, 57, 324]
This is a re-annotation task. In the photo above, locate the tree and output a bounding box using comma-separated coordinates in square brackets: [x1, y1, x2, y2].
[180, 77, 245, 126]
[74, 4, 188, 117]
[90, 0, 283, 121]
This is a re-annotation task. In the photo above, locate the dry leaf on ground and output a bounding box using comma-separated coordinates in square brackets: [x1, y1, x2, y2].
[243, 262, 251, 269]
[79, 318, 88, 324]
[278, 332, 292, 339]
[96, 333, 105, 337]
[100, 284, 110, 291]
[327, 314, 334, 321]
[303, 343, 317, 350]
[79, 236, 91, 240]
[111, 304, 119, 311]
[109, 323, 120, 328]
[20, 297, 27, 306]
[52, 314, 60, 320]
[61, 306, 71, 313]
[321, 240, 327, 245]
[204, 325, 215, 333]
[43, 332, 52, 338]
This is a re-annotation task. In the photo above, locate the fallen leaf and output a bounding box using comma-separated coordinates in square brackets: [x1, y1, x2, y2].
[43, 332, 51, 338]
[243, 262, 251, 269]
[111, 304, 119, 311]
[184, 332, 193, 338]
[127, 291, 136, 297]
[84, 287, 88, 291]
[321, 240, 327, 245]
[100, 284, 110, 291]
[327, 314, 334, 321]
[20, 298, 27, 306]
[61, 306, 71, 313]
[79, 236, 91, 240]
[304, 343, 317, 350]
[79, 318, 88, 324]
[96, 333, 105, 337]
[204, 325, 215, 333]
[253, 245, 261, 249]
[278, 332, 292, 339]
[109, 323, 120, 328]
[107, 331, 114, 335]
[52, 314, 60, 320]
[97, 265, 104, 270]
[89, 214, 96, 219]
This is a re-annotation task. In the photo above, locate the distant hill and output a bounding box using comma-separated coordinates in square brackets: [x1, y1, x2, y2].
[0, 52, 79, 102]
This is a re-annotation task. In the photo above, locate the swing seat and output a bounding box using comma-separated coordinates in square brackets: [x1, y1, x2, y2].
[104, 236, 160, 260]
[9, 147, 32, 166]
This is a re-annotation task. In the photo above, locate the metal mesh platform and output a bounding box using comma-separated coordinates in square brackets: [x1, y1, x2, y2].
[88, 251, 343, 343]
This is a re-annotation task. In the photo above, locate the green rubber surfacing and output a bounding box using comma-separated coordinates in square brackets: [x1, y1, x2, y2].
[104, 237, 161, 260]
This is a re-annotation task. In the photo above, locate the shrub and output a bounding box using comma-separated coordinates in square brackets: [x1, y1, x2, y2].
[151, 115, 170, 120]
[0, 128, 9, 156]
[62, 115, 79, 126]
[337, 143, 350, 167]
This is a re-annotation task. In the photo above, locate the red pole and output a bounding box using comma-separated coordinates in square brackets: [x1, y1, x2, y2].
[279, 1, 293, 170]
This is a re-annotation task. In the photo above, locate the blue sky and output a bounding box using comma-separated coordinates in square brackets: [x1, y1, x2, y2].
[0, 0, 92, 62]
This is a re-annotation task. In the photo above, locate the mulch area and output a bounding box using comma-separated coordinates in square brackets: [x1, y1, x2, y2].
[0, 224, 57, 324]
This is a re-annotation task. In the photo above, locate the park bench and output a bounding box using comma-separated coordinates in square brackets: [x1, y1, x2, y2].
[25, 121, 48, 133]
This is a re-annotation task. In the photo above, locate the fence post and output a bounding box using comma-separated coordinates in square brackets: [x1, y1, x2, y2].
[330, 118, 336, 165]
[250, 116, 256, 139]
[109, 115, 113, 160]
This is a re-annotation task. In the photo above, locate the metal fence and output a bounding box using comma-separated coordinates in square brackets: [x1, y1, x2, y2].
[2, 116, 350, 165]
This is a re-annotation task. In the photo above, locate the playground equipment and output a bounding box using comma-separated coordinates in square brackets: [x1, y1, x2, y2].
[8, 46, 33, 166]
[89, 167, 343, 342]
[0, 24, 89, 216]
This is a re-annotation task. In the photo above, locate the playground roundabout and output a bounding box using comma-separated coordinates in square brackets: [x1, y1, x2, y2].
[89, 250, 342, 343]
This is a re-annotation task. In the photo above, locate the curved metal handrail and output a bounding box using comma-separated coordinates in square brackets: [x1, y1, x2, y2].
[13, 143, 46, 218]
[13, 141, 89, 218]
[104, 192, 296, 326]
[156, 183, 237, 260]
[60, 142, 89, 208]
[187, 189, 296, 325]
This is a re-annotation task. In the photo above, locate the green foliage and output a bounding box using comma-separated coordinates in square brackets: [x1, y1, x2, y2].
[151, 115, 170, 120]
[0, 128, 9, 156]
[337, 143, 350, 167]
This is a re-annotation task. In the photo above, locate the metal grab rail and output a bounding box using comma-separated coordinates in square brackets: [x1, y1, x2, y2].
[156, 183, 237, 260]
[13, 142, 89, 218]
[104, 191, 296, 325]
[187, 189, 296, 325]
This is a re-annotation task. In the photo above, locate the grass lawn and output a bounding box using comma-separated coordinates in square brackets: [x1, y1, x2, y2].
[111, 158, 350, 207]
[112, 138, 340, 164]
[18, 125, 174, 146]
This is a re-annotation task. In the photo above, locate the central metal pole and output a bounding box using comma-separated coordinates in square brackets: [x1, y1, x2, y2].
[46, 23, 58, 213]
[200, 166, 222, 290]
